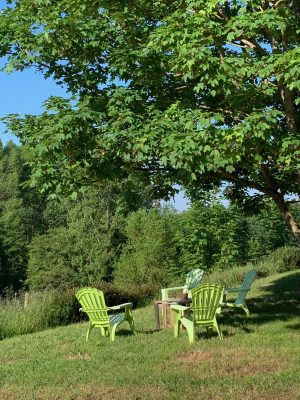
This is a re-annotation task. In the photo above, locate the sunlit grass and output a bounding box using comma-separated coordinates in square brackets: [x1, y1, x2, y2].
[0, 270, 299, 399]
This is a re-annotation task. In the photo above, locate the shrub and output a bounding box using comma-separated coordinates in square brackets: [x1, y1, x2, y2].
[205, 246, 300, 287]
[39, 289, 81, 327]
[205, 266, 251, 288]
[255, 246, 300, 277]
[92, 282, 159, 308]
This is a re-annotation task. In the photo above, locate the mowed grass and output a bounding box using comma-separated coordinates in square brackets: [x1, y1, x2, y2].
[0, 271, 299, 400]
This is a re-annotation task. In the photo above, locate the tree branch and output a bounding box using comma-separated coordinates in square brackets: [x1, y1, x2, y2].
[240, 38, 268, 56]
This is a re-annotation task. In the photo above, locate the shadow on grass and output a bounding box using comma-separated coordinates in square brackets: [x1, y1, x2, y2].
[137, 329, 161, 334]
[113, 328, 161, 336]
[219, 271, 300, 333]
[286, 323, 300, 330]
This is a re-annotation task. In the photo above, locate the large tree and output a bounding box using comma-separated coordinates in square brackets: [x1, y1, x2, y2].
[1, 1, 300, 238]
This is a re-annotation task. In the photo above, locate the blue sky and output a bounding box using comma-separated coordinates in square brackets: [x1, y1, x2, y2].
[0, 1, 189, 211]
[0, 68, 67, 143]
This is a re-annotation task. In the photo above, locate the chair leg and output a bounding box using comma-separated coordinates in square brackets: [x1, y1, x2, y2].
[125, 306, 135, 334]
[214, 320, 223, 340]
[100, 327, 106, 336]
[186, 324, 194, 344]
[109, 324, 118, 342]
[173, 310, 181, 338]
[181, 318, 194, 344]
[128, 316, 135, 334]
[103, 327, 109, 337]
[86, 322, 93, 342]
[242, 304, 250, 316]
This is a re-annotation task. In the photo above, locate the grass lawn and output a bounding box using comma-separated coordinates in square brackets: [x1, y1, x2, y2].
[0, 270, 299, 400]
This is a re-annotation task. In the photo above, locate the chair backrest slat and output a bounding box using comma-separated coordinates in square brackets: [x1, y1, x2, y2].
[76, 288, 109, 324]
[192, 284, 223, 322]
[236, 269, 256, 304]
[185, 269, 204, 291]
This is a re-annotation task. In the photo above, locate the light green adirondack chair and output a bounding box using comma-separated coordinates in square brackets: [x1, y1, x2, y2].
[221, 269, 256, 316]
[161, 269, 204, 300]
[75, 287, 135, 342]
[171, 283, 224, 344]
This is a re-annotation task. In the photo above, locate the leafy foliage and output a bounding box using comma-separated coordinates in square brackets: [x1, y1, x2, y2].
[1, 0, 300, 237]
[0, 142, 45, 292]
[114, 208, 178, 288]
[175, 202, 249, 272]
[27, 181, 153, 290]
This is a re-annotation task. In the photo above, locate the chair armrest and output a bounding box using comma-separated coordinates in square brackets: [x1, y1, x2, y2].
[162, 286, 185, 292]
[167, 286, 185, 291]
[108, 302, 132, 311]
[170, 304, 191, 312]
[224, 287, 250, 294]
[224, 287, 240, 293]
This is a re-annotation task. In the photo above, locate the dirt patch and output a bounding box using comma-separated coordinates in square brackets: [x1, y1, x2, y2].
[64, 353, 92, 361]
[190, 386, 300, 400]
[1, 358, 20, 365]
[176, 347, 286, 378]
[1, 383, 299, 400]
[222, 386, 300, 400]
[0, 384, 167, 400]
[214, 347, 284, 377]
[57, 342, 69, 351]
[72, 384, 167, 400]
[176, 350, 212, 362]
[0, 387, 15, 400]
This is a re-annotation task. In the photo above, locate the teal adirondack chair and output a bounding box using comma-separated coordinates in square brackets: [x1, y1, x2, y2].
[171, 283, 224, 344]
[75, 287, 135, 342]
[161, 269, 204, 300]
[221, 269, 256, 316]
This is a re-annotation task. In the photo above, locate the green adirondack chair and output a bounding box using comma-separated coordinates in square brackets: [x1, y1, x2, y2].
[75, 287, 135, 342]
[171, 283, 224, 344]
[221, 269, 256, 316]
[161, 269, 204, 300]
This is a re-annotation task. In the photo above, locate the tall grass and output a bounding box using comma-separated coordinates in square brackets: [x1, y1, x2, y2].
[0, 283, 159, 340]
[0, 289, 80, 340]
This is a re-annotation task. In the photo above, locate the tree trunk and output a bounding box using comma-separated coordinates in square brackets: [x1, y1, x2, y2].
[272, 193, 300, 244]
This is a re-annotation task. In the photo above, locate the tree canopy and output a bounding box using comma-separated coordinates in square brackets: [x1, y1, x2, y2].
[1, 1, 300, 237]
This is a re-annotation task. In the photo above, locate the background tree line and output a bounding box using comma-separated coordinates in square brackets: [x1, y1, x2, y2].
[0, 141, 298, 295]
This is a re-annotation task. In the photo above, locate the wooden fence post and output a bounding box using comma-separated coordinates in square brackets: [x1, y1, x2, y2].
[24, 292, 29, 309]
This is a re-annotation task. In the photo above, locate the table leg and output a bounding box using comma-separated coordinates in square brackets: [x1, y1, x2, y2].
[162, 303, 167, 329]
[154, 302, 160, 329]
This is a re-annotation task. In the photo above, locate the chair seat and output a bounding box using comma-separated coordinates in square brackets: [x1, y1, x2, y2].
[109, 313, 125, 325]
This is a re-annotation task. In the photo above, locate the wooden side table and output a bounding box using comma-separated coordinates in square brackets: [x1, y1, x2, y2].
[154, 298, 192, 329]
